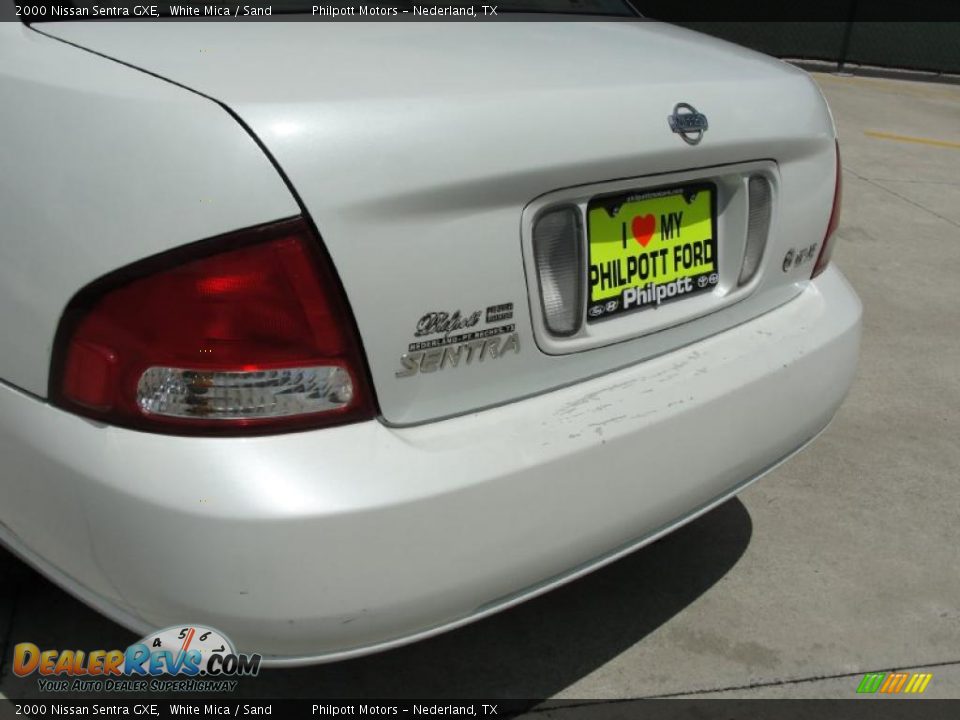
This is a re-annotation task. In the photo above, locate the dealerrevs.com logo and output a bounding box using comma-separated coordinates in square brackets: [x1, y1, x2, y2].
[13, 625, 261, 693]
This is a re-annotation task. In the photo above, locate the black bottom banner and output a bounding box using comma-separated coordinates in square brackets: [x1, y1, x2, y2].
[3, 700, 960, 720]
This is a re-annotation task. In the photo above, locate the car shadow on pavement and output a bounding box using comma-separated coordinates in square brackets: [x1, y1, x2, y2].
[0, 498, 752, 700]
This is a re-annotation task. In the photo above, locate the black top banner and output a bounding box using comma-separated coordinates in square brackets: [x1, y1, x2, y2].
[6, 0, 960, 21]
[635, 0, 960, 21]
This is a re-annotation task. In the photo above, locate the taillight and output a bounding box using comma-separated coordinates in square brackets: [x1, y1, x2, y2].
[812, 141, 842, 278]
[51, 218, 377, 435]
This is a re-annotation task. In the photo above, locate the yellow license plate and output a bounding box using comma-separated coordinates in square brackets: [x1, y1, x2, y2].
[587, 183, 718, 322]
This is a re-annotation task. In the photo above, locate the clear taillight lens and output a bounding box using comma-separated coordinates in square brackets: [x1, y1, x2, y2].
[136, 366, 354, 420]
[52, 218, 377, 435]
[739, 175, 772, 286]
[812, 141, 843, 278]
[532, 206, 584, 336]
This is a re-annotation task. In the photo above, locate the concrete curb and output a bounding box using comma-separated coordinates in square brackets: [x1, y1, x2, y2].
[788, 58, 960, 86]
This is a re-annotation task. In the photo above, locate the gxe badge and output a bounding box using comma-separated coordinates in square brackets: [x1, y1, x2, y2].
[668, 103, 708, 145]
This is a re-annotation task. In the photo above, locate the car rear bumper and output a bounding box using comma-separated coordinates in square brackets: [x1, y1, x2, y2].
[0, 266, 861, 665]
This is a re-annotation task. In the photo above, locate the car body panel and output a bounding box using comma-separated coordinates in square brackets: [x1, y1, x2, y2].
[0, 266, 861, 661]
[0, 20, 861, 663]
[0, 23, 299, 398]
[36, 21, 838, 424]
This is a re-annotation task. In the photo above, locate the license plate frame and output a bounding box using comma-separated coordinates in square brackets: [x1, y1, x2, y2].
[586, 182, 719, 323]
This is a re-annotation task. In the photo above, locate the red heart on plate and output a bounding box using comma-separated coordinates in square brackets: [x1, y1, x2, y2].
[632, 214, 656, 247]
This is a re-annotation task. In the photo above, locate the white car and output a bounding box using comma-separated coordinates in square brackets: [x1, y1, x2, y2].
[0, 3, 860, 664]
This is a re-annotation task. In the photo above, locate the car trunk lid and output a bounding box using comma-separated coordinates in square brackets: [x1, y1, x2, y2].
[38, 20, 838, 424]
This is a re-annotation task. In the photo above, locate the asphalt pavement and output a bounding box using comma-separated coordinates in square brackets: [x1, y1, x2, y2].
[1, 71, 958, 701]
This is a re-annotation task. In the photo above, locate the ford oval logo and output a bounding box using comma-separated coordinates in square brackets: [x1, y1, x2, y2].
[668, 103, 708, 145]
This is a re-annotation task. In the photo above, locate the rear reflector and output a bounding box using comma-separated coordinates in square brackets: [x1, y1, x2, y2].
[52, 218, 377, 435]
[739, 175, 772, 286]
[812, 141, 843, 278]
[532, 206, 584, 336]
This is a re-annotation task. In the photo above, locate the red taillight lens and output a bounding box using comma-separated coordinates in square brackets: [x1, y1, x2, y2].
[52, 218, 377, 434]
[812, 140, 843, 278]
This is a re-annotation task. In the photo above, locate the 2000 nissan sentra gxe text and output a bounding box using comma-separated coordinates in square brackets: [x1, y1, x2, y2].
[0, 1, 860, 664]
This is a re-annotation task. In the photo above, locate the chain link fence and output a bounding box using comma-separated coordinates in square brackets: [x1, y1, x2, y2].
[672, 22, 960, 75]
[629, 0, 960, 77]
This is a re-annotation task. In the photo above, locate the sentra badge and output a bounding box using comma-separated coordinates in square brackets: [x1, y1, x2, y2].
[398, 302, 520, 378]
[396, 332, 520, 378]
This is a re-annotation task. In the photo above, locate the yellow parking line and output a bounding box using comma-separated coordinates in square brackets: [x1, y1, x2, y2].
[814, 73, 960, 102]
[865, 130, 960, 150]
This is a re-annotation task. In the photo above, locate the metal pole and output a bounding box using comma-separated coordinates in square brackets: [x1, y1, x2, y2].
[837, 0, 860, 74]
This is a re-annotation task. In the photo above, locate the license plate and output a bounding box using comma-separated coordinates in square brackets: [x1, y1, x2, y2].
[586, 183, 718, 322]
